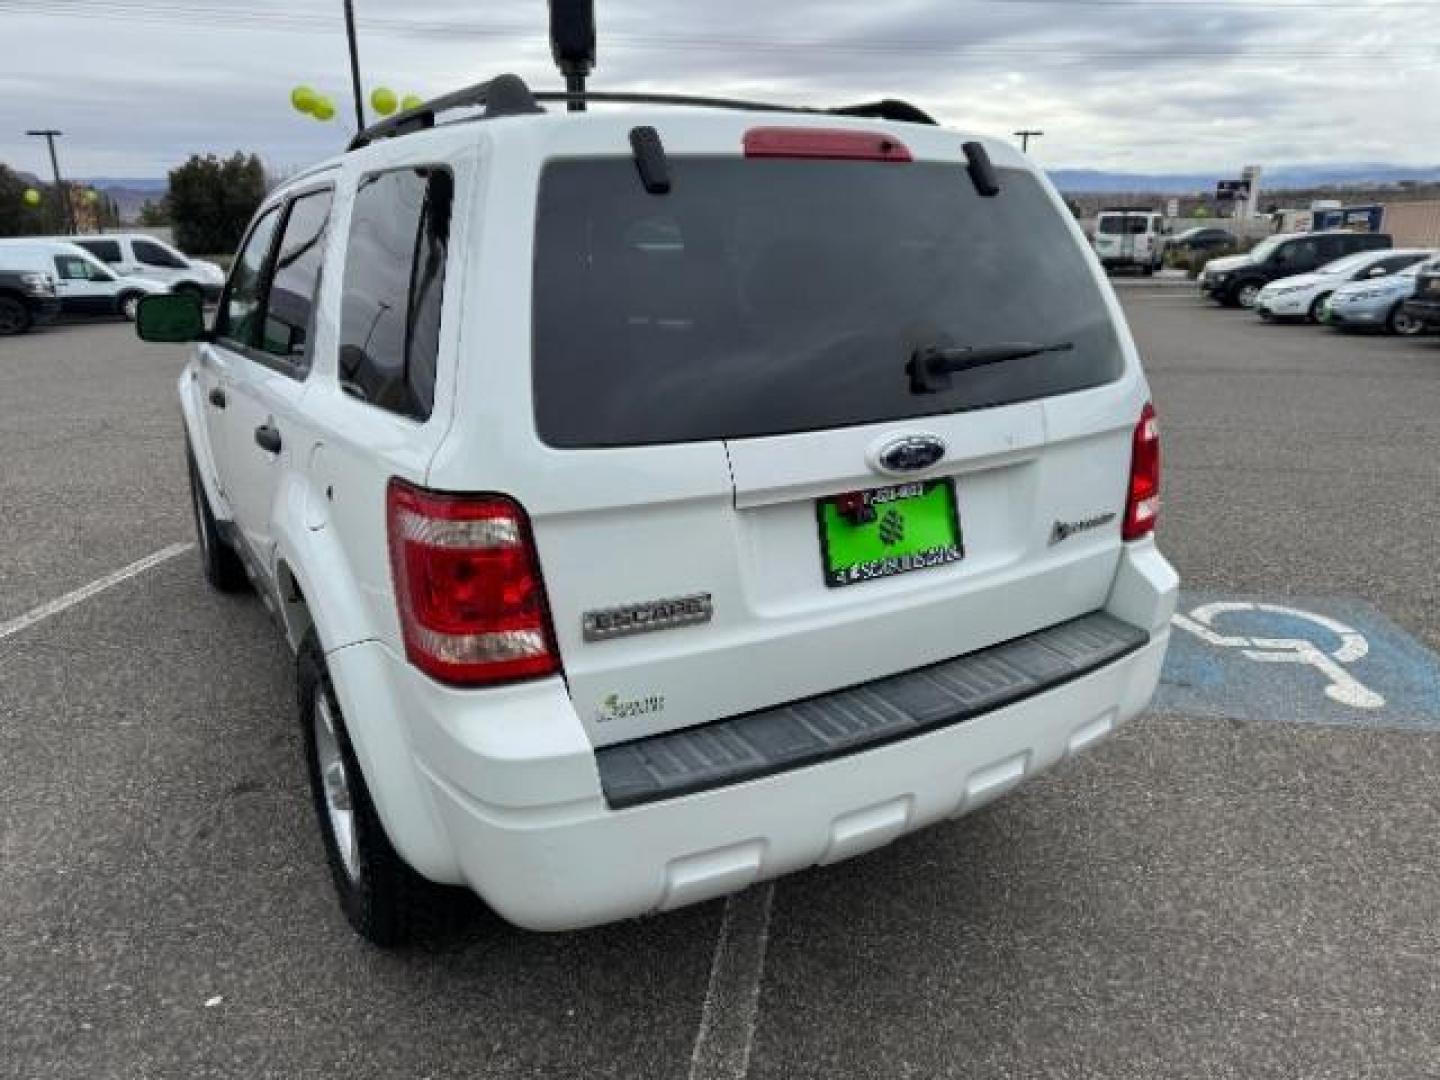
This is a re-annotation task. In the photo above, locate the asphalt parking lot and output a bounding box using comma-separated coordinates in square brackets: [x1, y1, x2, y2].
[3, 298, 1439, 1079]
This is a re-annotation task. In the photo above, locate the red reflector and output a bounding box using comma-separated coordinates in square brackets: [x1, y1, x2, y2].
[386, 479, 559, 687]
[743, 127, 912, 162]
[1123, 402, 1161, 541]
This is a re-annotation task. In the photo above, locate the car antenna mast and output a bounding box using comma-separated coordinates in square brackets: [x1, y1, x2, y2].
[548, 0, 596, 112]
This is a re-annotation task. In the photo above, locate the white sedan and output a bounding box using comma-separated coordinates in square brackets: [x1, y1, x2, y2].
[1254, 249, 1434, 323]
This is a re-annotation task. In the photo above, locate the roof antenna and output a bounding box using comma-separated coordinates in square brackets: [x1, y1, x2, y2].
[548, 0, 596, 112]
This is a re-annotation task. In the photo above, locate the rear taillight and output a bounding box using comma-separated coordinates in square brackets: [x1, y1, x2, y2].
[386, 479, 559, 686]
[1123, 402, 1161, 541]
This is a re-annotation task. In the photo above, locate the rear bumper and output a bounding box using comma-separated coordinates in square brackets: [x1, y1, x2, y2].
[339, 544, 1178, 931]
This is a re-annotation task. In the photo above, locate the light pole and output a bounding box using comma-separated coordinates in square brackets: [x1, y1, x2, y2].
[342, 0, 366, 133]
[1014, 129, 1044, 153]
[26, 128, 74, 232]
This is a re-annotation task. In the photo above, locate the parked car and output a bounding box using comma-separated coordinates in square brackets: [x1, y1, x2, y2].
[135, 75, 1177, 945]
[1322, 256, 1438, 335]
[1402, 260, 1440, 333]
[1254, 249, 1432, 323]
[58, 233, 226, 301]
[1200, 230, 1393, 308]
[1092, 207, 1165, 274]
[0, 257, 61, 336]
[0, 240, 169, 321]
[1165, 226, 1235, 255]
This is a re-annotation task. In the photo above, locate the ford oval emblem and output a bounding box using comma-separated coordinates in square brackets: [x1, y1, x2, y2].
[877, 434, 946, 474]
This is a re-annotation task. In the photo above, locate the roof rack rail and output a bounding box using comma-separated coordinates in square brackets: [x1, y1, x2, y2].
[348, 74, 937, 152]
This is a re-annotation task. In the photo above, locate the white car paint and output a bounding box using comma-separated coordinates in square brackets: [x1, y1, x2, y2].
[1092, 209, 1165, 272]
[1254, 248, 1434, 320]
[172, 107, 1177, 931]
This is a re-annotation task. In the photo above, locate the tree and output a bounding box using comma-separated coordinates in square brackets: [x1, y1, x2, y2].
[0, 163, 51, 237]
[165, 151, 267, 254]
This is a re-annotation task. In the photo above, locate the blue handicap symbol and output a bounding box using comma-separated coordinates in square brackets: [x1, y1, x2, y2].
[1157, 593, 1440, 731]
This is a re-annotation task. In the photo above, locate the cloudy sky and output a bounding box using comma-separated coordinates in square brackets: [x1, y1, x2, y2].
[0, 0, 1436, 179]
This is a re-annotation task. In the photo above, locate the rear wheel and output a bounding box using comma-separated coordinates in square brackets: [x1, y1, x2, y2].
[298, 631, 460, 947]
[174, 283, 204, 303]
[1388, 303, 1424, 336]
[1308, 293, 1330, 323]
[186, 445, 248, 592]
[0, 295, 31, 335]
[118, 291, 143, 321]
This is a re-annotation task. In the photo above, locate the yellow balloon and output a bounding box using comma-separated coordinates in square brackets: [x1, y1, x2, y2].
[291, 85, 318, 114]
[313, 98, 336, 121]
[23, 188, 41, 207]
[84, 189, 99, 204]
[401, 94, 424, 112]
[371, 86, 397, 116]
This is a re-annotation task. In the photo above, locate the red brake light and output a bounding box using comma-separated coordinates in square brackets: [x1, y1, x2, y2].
[386, 480, 559, 686]
[1123, 402, 1161, 541]
[743, 127, 912, 162]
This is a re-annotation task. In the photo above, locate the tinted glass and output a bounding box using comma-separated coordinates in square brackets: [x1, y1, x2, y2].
[338, 168, 452, 420]
[217, 208, 279, 346]
[133, 238, 187, 269]
[259, 189, 332, 366]
[534, 160, 1124, 448]
[1098, 216, 1152, 235]
[76, 239, 122, 263]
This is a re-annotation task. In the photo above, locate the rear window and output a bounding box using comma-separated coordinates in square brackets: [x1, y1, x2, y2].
[533, 159, 1123, 448]
[1097, 215, 1153, 235]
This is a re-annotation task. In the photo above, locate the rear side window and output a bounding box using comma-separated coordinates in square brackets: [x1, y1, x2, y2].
[133, 238, 187, 269]
[533, 159, 1123, 448]
[338, 167, 452, 421]
[75, 239, 122, 264]
[259, 188, 333, 368]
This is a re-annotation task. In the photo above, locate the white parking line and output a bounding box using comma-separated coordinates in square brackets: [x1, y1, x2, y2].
[687, 883, 776, 1080]
[0, 542, 193, 644]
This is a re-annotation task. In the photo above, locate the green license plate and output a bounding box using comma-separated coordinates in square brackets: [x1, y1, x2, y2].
[818, 480, 964, 588]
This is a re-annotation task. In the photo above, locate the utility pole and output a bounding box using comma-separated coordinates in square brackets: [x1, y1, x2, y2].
[1014, 129, 1044, 153]
[342, 0, 366, 133]
[26, 128, 74, 232]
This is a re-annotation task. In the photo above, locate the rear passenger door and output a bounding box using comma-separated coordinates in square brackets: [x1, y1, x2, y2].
[221, 184, 335, 574]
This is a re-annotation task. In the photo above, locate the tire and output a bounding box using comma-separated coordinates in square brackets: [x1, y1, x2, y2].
[0, 294, 32, 336]
[1140, 263, 1155, 277]
[1230, 280, 1262, 309]
[118, 291, 143, 321]
[298, 631, 460, 947]
[186, 444, 248, 593]
[1308, 293, 1330, 323]
[1388, 303, 1424, 336]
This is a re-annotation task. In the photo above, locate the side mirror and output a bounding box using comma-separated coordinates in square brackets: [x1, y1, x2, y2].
[136, 292, 207, 343]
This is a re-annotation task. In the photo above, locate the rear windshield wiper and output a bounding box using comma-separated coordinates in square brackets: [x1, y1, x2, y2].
[908, 340, 1074, 394]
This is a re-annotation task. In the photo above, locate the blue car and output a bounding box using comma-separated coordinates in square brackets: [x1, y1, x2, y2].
[1324, 254, 1439, 335]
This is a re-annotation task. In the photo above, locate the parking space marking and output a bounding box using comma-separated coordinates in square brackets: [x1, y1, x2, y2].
[0, 542, 193, 644]
[1158, 592, 1440, 730]
[687, 883, 775, 1080]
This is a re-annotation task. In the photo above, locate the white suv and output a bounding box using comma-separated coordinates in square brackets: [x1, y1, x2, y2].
[137, 75, 1177, 945]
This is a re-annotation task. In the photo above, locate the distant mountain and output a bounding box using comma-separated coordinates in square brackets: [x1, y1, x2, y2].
[1049, 163, 1440, 194]
[76, 176, 167, 193]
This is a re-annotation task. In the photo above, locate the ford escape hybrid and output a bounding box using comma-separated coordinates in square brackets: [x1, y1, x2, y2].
[136, 67, 1177, 944]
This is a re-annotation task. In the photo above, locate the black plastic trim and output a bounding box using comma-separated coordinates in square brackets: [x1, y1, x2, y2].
[596, 611, 1149, 809]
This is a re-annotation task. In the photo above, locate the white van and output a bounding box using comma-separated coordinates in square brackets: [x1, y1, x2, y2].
[1093, 208, 1165, 274]
[0, 239, 170, 321]
[59, 233, 226, 301]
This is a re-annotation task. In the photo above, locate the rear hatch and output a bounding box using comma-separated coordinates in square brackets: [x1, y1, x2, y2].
[522, 132, 1143, 747]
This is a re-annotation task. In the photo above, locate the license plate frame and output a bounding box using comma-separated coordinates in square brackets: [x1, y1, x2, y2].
[817, 480, 964, 588]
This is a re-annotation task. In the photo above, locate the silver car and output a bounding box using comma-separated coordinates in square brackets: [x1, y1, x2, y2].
[1324, 255, 1439, 335]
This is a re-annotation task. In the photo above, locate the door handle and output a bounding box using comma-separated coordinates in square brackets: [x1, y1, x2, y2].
[208, 387, 227, 408]
[254, 424, 282, 454]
